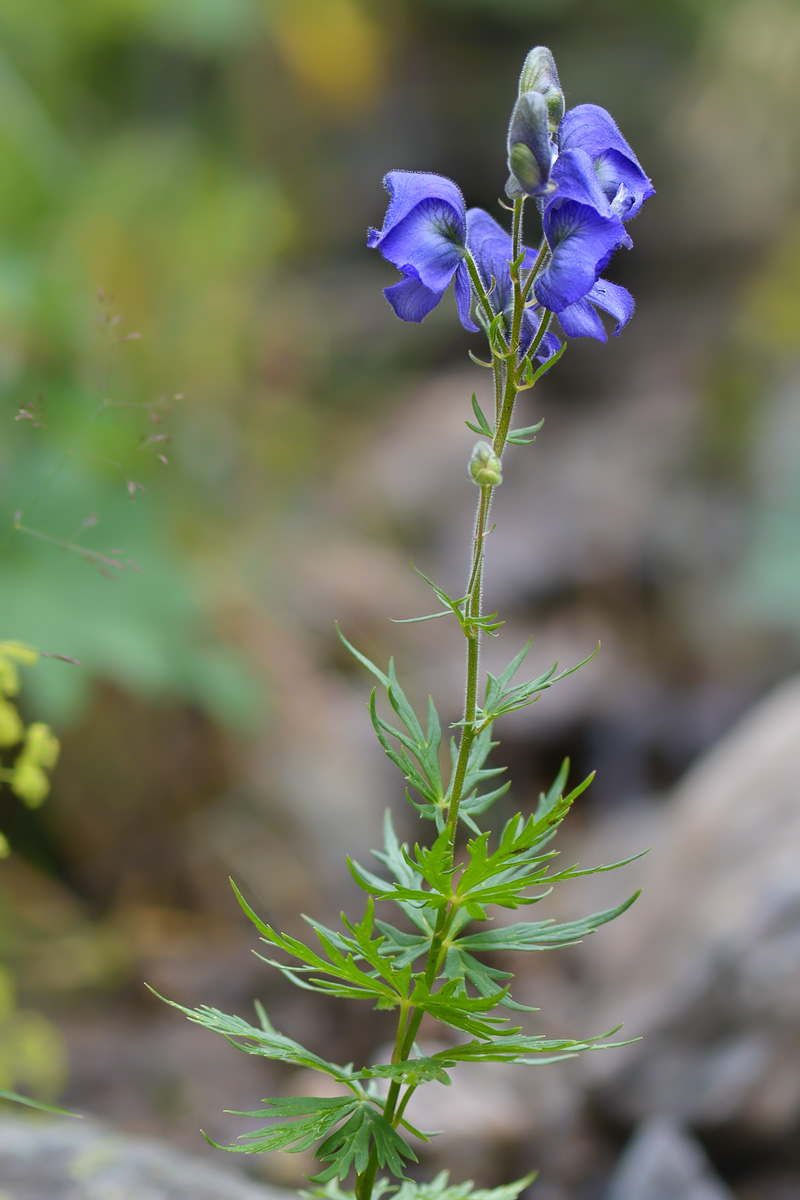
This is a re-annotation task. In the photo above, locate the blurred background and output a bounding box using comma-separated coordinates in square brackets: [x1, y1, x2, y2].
[1, 1, 799, 1197]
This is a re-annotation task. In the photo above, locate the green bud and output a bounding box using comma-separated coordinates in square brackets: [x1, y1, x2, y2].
[0, 641, 39, 668]
[517, 46, 564, 135]
[0, 831, 9, 859]
[24, 723, 60, 771]
[506, 91, 553, 199]
[0, 698, 24, 747]
[11, 760, 50, 808]
[469, 441, 502, 487]
[0, 656, 20, 697]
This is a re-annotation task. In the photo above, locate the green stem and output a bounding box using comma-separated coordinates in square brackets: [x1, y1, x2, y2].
[521, 239, 549, 303]
[464, 251, 502, 339]
[355, 195, 547, 1200]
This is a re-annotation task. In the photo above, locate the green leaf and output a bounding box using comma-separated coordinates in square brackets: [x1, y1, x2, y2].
[407, 975, 521, 1039]
[476, 641, 600, 726]
[456, 892, 641, 953]
[230, 882, 407, 1007]
[374, 921, 430, 968]
[534, 757, 571, 824]
[304, 1169, 539, 1200]
[430, 1027, 631, 1066]
[0, 1088, 81, 1116]
[341, 642, 446, 821]
[207, 1095, 420, 1180]
[506, 416, 545, 446]
[487, 311, 511, 358]
[412, 566, 470, 628]
[361, 1058, 452, 1087]
[440, 943, 536, 1013]
[455, 814, 559, 909]
[310, 1102, 417, 1183]
[336, 625, 390, 689]
[465, 394, 493, 438]
[541, 849, 649, 884]
[390, 610, 453, 625]
[304, 1167, 539, 1200]
[392, 1170, 538, 1200]
[206, 1095, 359, 1156]
[369, 691, 441, 814]
[445, 724, 509, 831]
[523, 339, 566, 389]
[149, 989, 355, 1084]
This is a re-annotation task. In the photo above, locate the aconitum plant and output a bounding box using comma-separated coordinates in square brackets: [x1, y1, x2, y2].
[160, 47, 654, 1200]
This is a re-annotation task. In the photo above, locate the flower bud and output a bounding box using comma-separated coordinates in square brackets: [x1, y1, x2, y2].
[469, 441, 502, 487]
[11, 760, 50, 808]
[505, 90, 554, 200]
[0, 831, 9, 859]
[24, 722, 60, 771]
[0, 698, 23, 747]
[0, 641, 38, 667]
[517, 46, 564, 134]
[0, 656, 20, 697]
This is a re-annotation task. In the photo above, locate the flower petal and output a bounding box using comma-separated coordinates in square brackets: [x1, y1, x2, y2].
[536, 200, 630, 312]
[558, 105, 654, 219]
[535, 149, 631, 312]
[555, 296, 607, 340]
[557, 277, 634, 340]
[466, 208, 516, 315]
[368, 171, 467, 291]
[454, 259, 479, 332]
[587, 278, 634, 333]
[384, 268, 444, 323]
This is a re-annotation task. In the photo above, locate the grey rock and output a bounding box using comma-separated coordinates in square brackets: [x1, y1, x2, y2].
[0, 1116, 292, 1200]
[584, 677, 800, 1142]
[605, 1118, 734, 1200]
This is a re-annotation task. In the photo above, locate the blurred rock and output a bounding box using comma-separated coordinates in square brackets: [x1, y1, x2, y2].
[0, 1116, 291, 1200]
[604, 1118, 734, 1200]
[585, 676, 800, 1148]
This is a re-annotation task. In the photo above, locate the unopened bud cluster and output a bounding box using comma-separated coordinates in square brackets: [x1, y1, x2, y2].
[0, 642, 61, 854]
[505, 47, 563, 200]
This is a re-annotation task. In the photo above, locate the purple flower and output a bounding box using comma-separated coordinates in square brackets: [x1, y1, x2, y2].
[557, 104, 654, 220]
[368, 171, 477, 328]
[467, 208, 560, 360]
[558, 277, 634, 341]
[534, 148, 632, 315]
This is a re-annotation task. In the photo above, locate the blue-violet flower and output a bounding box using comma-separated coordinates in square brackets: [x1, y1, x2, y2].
[534, 148, 632, 314]
[558, 277, 634, 341]
[557, 104, 654, 220]
[368, 171, 477, 328]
